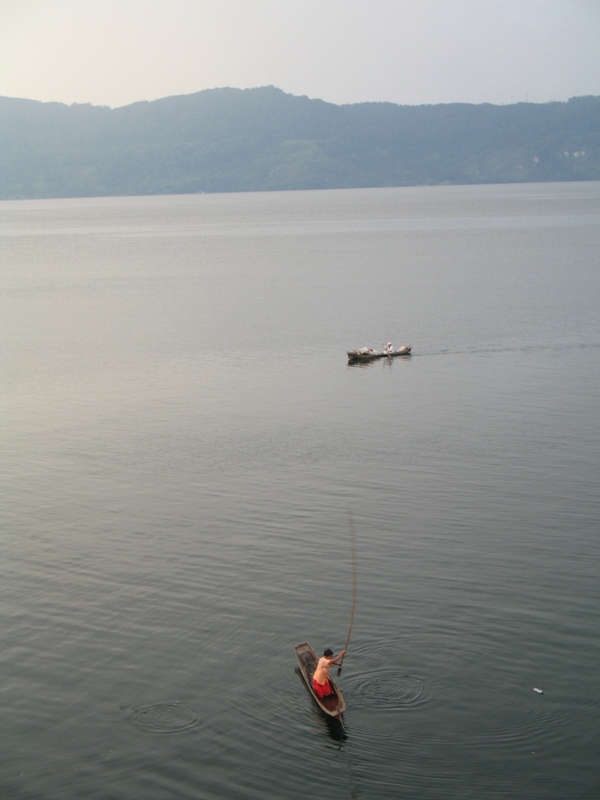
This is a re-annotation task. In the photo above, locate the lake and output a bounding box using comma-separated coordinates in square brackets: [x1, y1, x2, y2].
[2, 182, 599, 799]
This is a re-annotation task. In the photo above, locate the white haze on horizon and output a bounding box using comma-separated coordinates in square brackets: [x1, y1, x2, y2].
[1, 0, 599, 109]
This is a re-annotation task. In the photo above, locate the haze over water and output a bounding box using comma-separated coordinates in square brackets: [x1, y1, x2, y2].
[2, 182, 599, 799]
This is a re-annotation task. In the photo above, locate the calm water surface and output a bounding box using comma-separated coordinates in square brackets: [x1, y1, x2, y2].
[2, 183, 599, 799]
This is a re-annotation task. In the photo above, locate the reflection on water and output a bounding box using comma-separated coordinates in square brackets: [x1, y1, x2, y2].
[295, 670, 347, 743]
[295, 667, 348, 742]
[347, 354, 413, 369]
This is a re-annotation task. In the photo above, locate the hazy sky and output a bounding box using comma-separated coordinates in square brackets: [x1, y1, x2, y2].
[1, 0, 599, 108]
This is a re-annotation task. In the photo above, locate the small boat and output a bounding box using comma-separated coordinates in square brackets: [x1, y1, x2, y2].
[347, 345, 412, 362]
[295, 642, 346, 721]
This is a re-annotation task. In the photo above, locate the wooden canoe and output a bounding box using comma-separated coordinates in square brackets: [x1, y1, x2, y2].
[347, 345, 412, 362]
[295, 642, 346, 720]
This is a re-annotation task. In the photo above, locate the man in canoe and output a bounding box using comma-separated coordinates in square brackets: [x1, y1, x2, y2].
[312, 648, 347, 699]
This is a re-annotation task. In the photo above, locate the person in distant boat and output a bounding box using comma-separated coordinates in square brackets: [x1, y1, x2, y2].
[312, 648, 346, 699]
[382, 342, 393, 354]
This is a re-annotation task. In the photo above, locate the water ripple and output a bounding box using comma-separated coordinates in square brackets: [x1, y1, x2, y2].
[130, 702, 199, 734]
[349, 669, 429, 712]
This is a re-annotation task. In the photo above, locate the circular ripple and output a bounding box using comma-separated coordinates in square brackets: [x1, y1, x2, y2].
[351, 670, 428, 711]
[131, 703, 199, 734]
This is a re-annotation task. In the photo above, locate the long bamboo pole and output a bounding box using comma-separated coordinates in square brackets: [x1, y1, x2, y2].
[337, 509, 358, 676]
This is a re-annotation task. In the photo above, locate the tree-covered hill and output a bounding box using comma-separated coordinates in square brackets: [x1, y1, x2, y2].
[1, 86, 598, 199]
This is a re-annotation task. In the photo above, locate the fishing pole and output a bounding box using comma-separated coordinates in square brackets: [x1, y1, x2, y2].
[337, 509, 357, 676]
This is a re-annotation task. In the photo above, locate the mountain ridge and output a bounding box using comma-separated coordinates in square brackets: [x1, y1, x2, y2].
[1, 86, 598, 198]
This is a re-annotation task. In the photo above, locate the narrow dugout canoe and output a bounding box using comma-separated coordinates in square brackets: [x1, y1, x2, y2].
[295, 642, 346, 720]
[347, 345, 412, 362]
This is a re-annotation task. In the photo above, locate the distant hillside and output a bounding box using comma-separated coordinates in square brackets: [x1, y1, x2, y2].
[1, 86, 599, 199]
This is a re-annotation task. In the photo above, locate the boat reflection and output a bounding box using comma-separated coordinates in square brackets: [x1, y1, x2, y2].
[295, 668, 347, 742]
[347, 353, 412, 369]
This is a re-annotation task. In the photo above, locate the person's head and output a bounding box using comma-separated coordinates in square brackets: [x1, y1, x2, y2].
[323, 648, 333, 658]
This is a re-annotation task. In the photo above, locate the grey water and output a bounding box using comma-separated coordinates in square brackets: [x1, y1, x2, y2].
[1, 183, 599, 799]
